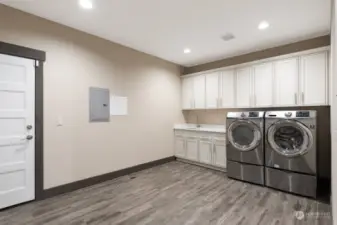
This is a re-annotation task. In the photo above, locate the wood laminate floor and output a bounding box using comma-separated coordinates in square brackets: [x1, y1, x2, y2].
[0, 161, 332, 225]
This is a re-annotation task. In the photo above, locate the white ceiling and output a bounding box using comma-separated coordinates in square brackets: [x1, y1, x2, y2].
[2, 0, 331, 66]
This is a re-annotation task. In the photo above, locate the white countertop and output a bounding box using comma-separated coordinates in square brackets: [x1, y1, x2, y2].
[174, 124, 226, 133]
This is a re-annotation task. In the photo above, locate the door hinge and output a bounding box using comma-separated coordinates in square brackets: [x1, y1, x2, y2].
[35, 60, 40, 67]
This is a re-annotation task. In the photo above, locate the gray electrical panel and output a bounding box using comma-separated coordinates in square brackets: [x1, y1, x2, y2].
[89, 87, 110, 122]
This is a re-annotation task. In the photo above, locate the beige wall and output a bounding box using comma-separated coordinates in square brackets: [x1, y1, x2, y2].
[183, 109, 230, 125]
[0, 5, 184, 189]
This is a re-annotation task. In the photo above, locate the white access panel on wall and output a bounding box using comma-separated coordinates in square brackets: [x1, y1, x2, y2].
[0, 53, 35, 209]
[300, 52, 328, 105]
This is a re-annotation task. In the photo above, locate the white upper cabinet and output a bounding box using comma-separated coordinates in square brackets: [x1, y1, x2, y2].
[236, 67, 251, 108]
[300, 52, 328, 105]
[205, 72, 220, 109]
[181, 48, 329, 110]
[253, 63, 273, 107]
[274, 58, 299, 106]
[182, 77, 194, 109]
[182, 75, 206, 109]
[193, 75, 206, 109]
[220, 70, 235, 108]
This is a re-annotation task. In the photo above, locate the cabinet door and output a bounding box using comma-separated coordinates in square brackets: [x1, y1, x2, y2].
[213, 139, 226, 168]
[220, 70, 235, 108]
[253, 63, 273, 107]
[236, 67, 252, 107]
[182, 77, 194, 109]
[199, 139, 213, 164]
[193, 75, 206, 109]
[274, 58, 299, 106]
[175, 136, 186, 158]
[205, 72, 219, 109]
[300, 52, 328, 105]
[186, 138, 199, 161]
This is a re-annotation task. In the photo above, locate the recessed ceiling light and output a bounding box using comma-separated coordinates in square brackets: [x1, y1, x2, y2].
[258, 21, 269, 30]
[184, 48, 191, 54]
[79, 0, 93, 9]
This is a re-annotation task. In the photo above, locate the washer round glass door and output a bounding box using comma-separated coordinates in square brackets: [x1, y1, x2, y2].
[227, 120, 261, 151]
[267, 120, 313, 157]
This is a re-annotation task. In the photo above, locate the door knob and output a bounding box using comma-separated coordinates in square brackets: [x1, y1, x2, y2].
[26, 135, 33, 140]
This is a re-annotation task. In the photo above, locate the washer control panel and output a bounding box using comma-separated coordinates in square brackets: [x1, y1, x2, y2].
[249, 112, 259, 117]
[296, 111, 310, 117]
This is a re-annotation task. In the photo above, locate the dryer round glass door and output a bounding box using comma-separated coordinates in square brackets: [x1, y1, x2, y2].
[227, 120, 261, 151]
[267, 120, 313, 157]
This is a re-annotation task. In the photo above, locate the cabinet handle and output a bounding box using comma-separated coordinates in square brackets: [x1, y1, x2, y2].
[216, 97, 219, 108]
[254, 94, 257, 106]
[187, 136, 198, 140]
[302, 92, 305, 104]
[219, 97, 222, 108]
[200, 138, 210, 141]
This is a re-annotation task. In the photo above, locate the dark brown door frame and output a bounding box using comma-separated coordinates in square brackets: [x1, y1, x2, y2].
[0, 41, 46, 200]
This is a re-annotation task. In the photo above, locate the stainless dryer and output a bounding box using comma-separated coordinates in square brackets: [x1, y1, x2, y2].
[264, 110, 317, 198]
[226, 111, 265, 185]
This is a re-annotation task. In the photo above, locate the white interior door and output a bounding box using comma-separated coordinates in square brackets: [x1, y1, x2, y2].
[300, 52, 328, 105]
[205, 72, 219, 109]
[220, 70, 235, 108]
[236, 67, 251, 107]
[193, 75, 206, 109]
[0, 53, 35, 209]
[274, 57, 299, 106]
[253, 63, 273, 107]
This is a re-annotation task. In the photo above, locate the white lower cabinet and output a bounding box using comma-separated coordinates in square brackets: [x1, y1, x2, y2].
[186, 137, 199, 161]
[174, 131, 226, 169]
[213, 138, 227, 168]
[174, 135, 186, 158]
[199, 138, 213, 164]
